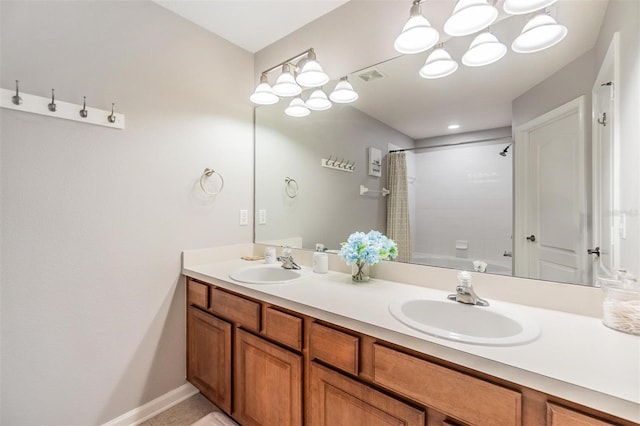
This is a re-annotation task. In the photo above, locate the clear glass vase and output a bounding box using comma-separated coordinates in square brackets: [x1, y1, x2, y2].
[351, 261, 370, 282]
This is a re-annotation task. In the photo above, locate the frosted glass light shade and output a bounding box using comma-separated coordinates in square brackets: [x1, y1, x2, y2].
[394, 6, 440, 55]
[511, 13, 567, 53]
[462, 32, 507, 67]
[249, 74, 279, 105]
[444, 0, 498, 37]
[272, 64, 302, 97]
[419, 48, 459, 79]
[329, 77, 358, 104]
[503, 0, 558, 15]
[296, 53, 330, 87]
[306, 89, 332, 111]
[285, 97, 310, 117]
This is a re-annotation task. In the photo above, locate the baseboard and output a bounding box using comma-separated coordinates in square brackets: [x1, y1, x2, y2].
[102, 382, 199, 426]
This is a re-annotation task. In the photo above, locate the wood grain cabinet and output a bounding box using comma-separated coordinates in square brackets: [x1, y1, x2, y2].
[310, 362, 425, 426]
[187, 306, 232, 414]
[185, 277, 633, 426]
[234, 328, 303, 426]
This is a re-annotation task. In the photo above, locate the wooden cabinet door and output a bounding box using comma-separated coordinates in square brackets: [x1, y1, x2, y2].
[187, 306, 232, 414]
[234, 329, 303, 426]
[547, 403, 615, 426]
[310, 362, 425, 426]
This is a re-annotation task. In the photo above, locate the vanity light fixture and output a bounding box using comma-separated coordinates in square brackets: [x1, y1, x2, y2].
[329, 77, 359, 104]
[503, 0, 558, 15]
[444, 0, 498, 37]
[295, 49, 330, 87]
[305, 89, 332, 111]
[462, 31, 507, 67]
[511, 12, 567, 53]
[272, 63, 302, 97]
[251, 48, 358, 115]
[284, 97, 311, 117]
[249, 73, 279, 105]
[419, 46, 459, 79]
[394, 0, 440, 54]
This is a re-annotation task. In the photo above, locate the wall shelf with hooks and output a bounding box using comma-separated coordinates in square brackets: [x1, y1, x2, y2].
[1, 84, 125, 129]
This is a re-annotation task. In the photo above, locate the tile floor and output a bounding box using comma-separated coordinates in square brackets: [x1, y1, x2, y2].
[140, 393, 221, 426]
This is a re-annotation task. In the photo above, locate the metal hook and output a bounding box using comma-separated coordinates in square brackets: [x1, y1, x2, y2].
[79, 96, 88, 118]
[12, 80, 22, 105]
[107, 103, 116, 123]
[350, 161, 356, 170]
[48, 89, 57, 112]
[597, 112, 607, 127]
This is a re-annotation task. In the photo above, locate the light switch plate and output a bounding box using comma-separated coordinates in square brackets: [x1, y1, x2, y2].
[259, 209, 267, 225]
[239, 209, 248, 226]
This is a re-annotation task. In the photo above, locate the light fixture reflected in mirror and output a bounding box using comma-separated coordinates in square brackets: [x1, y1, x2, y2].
[306, 89, 332, 111]
[444, 0, 498, 37]
[251, 47, 357, 116]
[394, 0, 440, 54]
[329, 77, 359, 103]
[284, 97, 310, 117]
[419, 46, 459, 79]
[272, 63, 302, 97]
[503, 0, 558, 15]
[295, 49, 330, 88]
[462, 31, 507, 67]
[249, 73, 279, 105]
[512, 12, 567, 53]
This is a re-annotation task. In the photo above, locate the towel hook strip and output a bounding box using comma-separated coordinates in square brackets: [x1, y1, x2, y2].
[285, 177, 299, 198]
[200, 168, 224, 195]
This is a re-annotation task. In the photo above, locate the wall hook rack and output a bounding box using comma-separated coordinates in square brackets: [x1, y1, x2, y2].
[321, 156, 355, 173]
[1, 83, 125, 129]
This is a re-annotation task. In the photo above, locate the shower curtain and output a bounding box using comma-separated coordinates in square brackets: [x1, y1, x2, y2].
[386, 152, 412, 263]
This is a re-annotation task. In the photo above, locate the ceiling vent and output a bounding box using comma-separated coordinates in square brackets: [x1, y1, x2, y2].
[357, 68, 386, 82]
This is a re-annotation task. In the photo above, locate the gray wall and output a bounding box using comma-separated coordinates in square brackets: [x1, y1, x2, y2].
[255, 103, 414, 250]
[0, 1, 253, 424]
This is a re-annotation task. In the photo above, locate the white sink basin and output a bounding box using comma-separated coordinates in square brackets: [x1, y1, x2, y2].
[389, 298, 540, 346]
[230, 264, 307, 284]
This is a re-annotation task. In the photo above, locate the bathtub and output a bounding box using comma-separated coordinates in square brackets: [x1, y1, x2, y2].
[412, 253, 512, 276]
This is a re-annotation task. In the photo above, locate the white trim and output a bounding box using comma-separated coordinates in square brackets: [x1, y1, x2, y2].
[102, 383, 199, 426]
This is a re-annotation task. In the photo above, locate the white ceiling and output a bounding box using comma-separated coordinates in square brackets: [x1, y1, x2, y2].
[153, 0, 610, 140]
[152, 0, 350, 53]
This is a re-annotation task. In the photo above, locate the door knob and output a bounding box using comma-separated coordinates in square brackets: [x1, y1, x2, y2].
[588, 247, 600, 257]
[526, 235, 536, 242]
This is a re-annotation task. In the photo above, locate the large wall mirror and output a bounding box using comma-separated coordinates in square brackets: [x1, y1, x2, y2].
[255, 0, 639, 287]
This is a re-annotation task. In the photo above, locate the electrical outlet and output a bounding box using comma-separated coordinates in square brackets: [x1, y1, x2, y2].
[239, 209, 248, 226]
[259, 209, 267, 225]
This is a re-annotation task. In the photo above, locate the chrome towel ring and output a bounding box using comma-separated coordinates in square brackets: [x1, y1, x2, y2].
[285, 177, 299, 198]
[200, 168, 224, 195]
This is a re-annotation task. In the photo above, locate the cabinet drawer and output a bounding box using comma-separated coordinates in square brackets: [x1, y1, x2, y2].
[310, 322, 359, 375]
[210, 288, 260, 332]
[373, 344, 521, 426]
[547, 403, 614, 426]
[264, 307, 303, 351]
[187, 280, 209, 309]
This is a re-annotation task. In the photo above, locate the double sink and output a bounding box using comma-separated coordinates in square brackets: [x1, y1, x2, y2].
[229, 264, 540, 346]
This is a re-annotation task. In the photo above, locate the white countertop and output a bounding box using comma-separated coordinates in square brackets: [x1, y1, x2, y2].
[183, 254, 640, 423]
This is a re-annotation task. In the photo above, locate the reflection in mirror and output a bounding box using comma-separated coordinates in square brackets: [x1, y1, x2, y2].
[254, 0, 639, 287]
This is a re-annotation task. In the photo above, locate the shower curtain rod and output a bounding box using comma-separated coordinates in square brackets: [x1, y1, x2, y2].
[388, 136, 513, 153]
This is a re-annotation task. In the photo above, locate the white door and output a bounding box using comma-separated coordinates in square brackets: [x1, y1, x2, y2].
[514, 97, 589, 285]
[592, 33, 620, 284]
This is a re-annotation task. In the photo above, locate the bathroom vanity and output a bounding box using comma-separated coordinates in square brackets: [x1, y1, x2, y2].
[183, 248, 639, 426]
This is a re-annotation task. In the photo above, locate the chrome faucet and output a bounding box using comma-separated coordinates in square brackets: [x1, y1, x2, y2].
[447, 271, 489, 306]
[278, 248, 301, 270]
